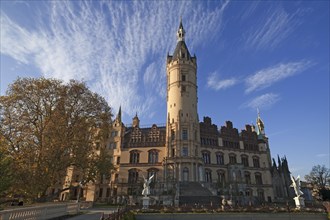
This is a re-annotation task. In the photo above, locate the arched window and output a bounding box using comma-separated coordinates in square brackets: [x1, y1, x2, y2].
[229, 153, 237, 164]
[216, 152, 224, 165]
[253, 156, 260, 168]
[148, 150, 158, 164]
[241, 155, 249, 167]
[128, 169, 139, 183]
[129, 150, 140, 164]
[147, 168, 158, 182]
[202, 151, 211, 164]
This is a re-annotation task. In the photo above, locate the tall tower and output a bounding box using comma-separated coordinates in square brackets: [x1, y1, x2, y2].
[165, 21, 203, 182]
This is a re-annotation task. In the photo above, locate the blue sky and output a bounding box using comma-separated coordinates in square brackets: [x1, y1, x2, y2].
[1, 1, 329, 179]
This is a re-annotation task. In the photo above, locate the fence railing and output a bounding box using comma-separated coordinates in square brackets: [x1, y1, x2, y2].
[100, 207, 131, 220]
[0, 202, 79, 220]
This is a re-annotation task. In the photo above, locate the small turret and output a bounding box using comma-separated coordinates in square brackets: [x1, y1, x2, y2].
[132, 112, 140, 128]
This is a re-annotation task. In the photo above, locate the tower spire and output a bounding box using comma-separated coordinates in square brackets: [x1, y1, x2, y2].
[177, 18, 185, 42]
[117, 105, 122, 122]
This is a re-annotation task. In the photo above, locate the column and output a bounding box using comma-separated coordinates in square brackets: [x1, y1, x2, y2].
[196, 164, 199, 182]
[190, 163, 194, 181]
[178, 163, 182, 182]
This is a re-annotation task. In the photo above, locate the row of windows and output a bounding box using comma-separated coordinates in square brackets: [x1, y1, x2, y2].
[199, 139, 258, 151]
[202, 152, 260, 168]
[223, 140, 240, 149]
[129, 150, 159, 164]
[206, 170, 263, 185]
[201, 138, 217, 146]
[131, 136, 164, 143]
[244, 143, 259, 151]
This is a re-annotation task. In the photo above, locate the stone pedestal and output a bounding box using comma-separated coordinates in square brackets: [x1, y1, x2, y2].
[142, 197, 150, 209]
[293, 196, 305, 209]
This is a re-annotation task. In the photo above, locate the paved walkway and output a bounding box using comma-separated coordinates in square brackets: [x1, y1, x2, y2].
[67, 208, 117, 220]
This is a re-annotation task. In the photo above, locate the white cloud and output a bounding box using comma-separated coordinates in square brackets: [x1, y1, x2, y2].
[245, 61, 311, 93]
[207, 72, 237, 91]
[0, 1, 230, 120]
[244, 6, 300, 50]
[242, 93, 280, 110]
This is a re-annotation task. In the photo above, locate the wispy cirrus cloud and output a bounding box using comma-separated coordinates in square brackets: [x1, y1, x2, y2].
[207, 72, 237, 91]
[244, 6, 301, 50]
[242, 93, 280, 110]
[0, 1, 229, 120]
[245, 61, 312, 93]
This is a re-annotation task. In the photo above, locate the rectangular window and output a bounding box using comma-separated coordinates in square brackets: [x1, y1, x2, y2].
[253, 158, 260, 168]
[182, 75, 186, 81]
[171, 129, 175, 141]
[182, 129, 188, 140]
[245, 172, 251, 184]
[182, 146, 188, 157]
[255, 174, 263, 185]
[116, 157, 120, 165]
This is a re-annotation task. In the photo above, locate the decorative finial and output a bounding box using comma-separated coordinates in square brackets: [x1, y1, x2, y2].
[256, 108, 265, 136]
[177, 18, 185, 42]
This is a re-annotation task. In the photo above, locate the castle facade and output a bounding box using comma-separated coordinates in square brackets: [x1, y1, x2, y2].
[57, 22, 292, 205]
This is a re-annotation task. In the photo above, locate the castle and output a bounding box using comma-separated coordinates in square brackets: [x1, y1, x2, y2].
[57, 21, 293, 205]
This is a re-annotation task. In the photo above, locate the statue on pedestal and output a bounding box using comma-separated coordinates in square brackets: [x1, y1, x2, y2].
[142, 174, 154, 209]
[142, 174, 154, 197]
[290, 175, 305, 209]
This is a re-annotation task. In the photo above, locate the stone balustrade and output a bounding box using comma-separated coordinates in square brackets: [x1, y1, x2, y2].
[0, 202, 79, 220]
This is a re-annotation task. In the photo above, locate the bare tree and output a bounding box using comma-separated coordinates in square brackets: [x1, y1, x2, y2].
[305, 165, 330, 188]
